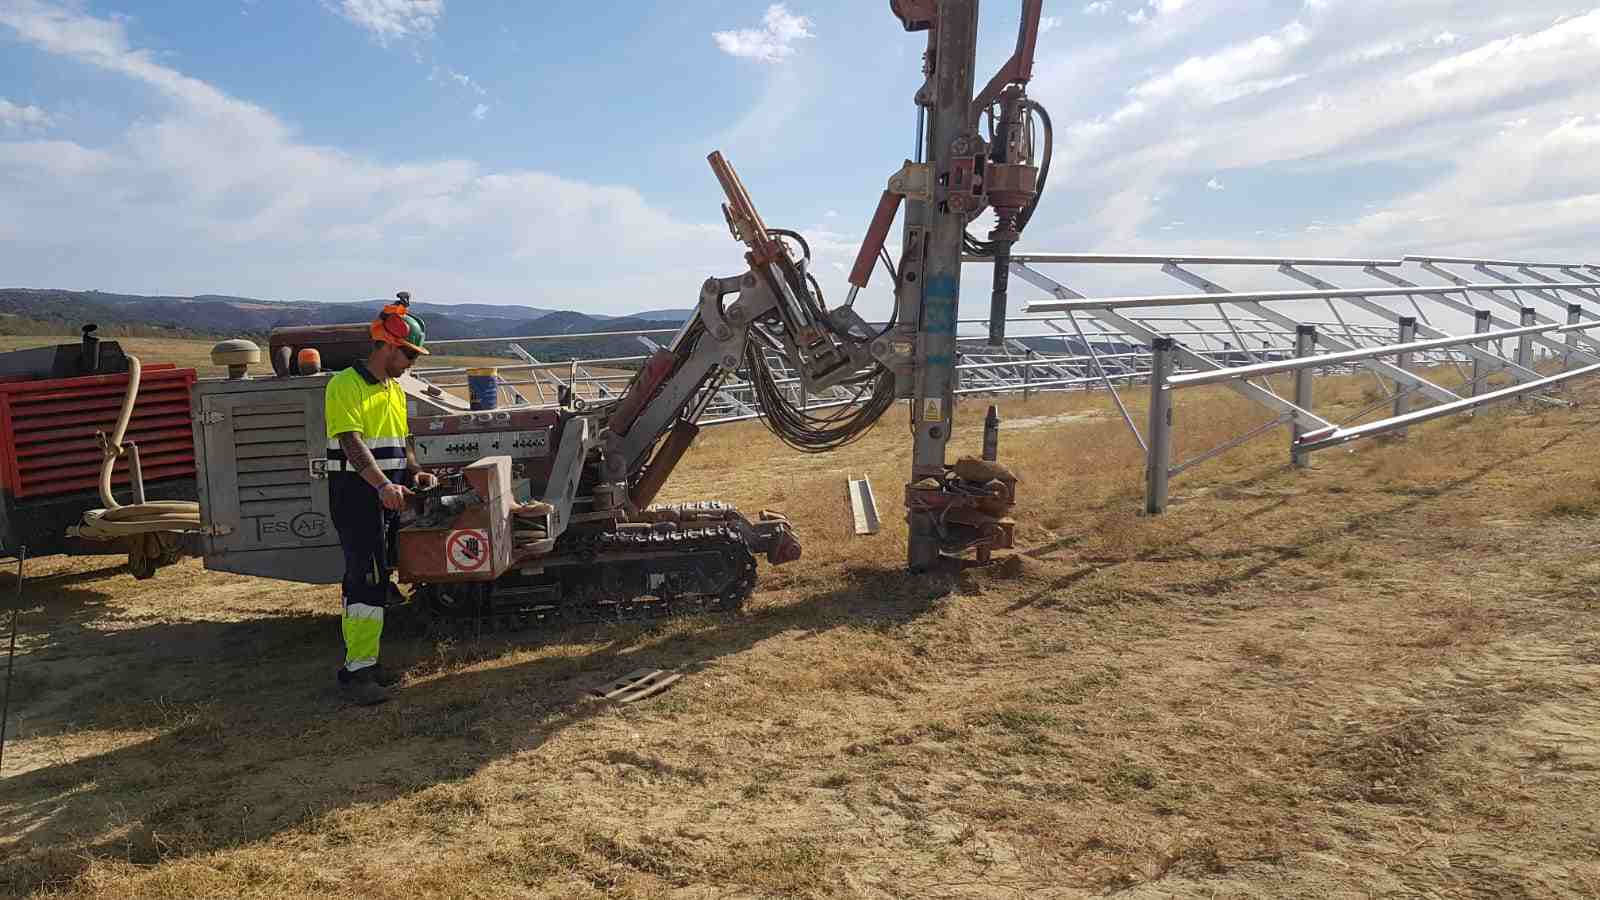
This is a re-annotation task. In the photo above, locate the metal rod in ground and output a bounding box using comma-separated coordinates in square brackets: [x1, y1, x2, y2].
[1470, 309, 1492, 402]
[0, 547, 27, 776]
[983, 404, 1000, 461]
[1292, 325, 1316, 468]
[1146, 338, 1174, 514]
[1394, 316, 1416, 439]
[1518, 306, 1537, 403]
[1568, 303, 1584, 374]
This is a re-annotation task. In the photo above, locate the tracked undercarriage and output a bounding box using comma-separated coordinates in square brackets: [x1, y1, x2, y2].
[399, 499, 792, 635]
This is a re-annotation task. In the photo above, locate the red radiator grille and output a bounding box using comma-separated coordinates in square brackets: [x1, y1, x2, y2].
[0, 365, 199, 498]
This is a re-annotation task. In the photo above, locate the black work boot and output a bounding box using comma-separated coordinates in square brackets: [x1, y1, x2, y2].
[370, 663, 404, 688]
[337, 666, 389, 705]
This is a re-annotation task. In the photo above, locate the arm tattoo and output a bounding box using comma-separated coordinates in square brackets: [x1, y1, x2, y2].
[337, 432, 384, 487]
[406, 436, 422, 476]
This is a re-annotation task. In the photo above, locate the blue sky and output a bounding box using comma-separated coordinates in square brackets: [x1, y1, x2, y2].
[3, 0, 1600, 322]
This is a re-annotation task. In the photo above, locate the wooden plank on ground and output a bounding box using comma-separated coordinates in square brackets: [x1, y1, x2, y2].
[590, 668, 681, 704]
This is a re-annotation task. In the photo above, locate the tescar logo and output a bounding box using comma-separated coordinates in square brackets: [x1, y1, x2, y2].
[241, 511, 330, 542]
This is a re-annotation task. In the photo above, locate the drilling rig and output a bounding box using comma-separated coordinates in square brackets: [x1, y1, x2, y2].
[130, 1, 1051, 621]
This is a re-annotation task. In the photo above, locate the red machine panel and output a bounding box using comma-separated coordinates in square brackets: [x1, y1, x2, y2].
[0, 365, 199, 498]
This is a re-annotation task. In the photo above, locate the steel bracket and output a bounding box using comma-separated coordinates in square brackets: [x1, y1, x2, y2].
[888, 161, 933, 203]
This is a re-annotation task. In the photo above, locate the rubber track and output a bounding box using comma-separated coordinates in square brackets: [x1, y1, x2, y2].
[399, 524, 758, 638]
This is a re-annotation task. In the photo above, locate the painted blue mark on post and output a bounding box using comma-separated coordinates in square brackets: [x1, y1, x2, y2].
[923, 275, 959, 334]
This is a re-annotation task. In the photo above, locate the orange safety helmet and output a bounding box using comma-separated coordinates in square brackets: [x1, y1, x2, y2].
[370, 291, 430, 356]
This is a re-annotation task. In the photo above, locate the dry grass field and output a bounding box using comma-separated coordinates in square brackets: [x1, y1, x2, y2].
[0, 335, 518, 380]
[1, 353, 1598, 898]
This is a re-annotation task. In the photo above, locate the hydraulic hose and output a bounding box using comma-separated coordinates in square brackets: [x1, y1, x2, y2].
[96, 354, 140, 511]
[74, 354, 202, 541]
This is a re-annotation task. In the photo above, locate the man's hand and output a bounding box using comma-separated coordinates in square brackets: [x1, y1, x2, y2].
[379, 482, 411, 511]
[413, 471, 439, 492]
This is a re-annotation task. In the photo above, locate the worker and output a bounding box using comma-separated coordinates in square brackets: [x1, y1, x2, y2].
[324, 298, 438, 705]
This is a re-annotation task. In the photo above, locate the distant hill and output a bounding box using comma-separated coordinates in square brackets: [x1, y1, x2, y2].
[633, 308, 696, 322]
[0, 288, 682, 361]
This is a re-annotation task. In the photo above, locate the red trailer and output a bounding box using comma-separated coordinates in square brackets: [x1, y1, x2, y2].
[0, 330, 197, 558]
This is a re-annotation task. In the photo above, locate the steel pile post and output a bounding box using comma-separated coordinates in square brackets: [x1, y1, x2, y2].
[1517, 306, 1537, 405]
[1394, 316, 1416, 439]
[1471, 309, 1492, 399]
[1146, 337, 1174, 515]
[1567, 303, 1583, 372]
[1517, 307, 1537, 370]
[1292, 325, 1315, 468]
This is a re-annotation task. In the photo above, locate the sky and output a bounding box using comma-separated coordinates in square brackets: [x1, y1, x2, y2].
[2, 0, 1600, 323]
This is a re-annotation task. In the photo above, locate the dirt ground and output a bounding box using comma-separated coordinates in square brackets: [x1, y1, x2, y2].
[1, 370, 1597, 898]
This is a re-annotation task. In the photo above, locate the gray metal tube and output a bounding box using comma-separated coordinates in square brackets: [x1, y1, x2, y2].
[1024, 282, 1599, 314]
[1518, 306, 1537, 404]
[1299, 361, 1600, 451]
[1146, 338, 1174, 515]
[1471, 309, 1492, 398]
[1567, 303, 1583, 371]
[982, 404, 1000, 461]
[1394, 316, 1416, 438]
[1292, 326, 1315, 468]
[126, 441, 146, 505]
[989, 239, 1011, 346]
[1518, 306, 1537, 371]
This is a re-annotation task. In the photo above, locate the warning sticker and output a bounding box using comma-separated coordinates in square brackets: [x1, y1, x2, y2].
[922, 398, 944, 421]
[446, 528, 489, 573]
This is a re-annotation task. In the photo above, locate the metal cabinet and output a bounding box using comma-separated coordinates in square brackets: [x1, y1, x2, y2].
[192, 375, 345, 584]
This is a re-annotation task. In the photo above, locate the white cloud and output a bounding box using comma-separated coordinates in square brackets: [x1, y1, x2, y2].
[1040, 15, 1063, 33]
[1083, 2, 1111, 15]
[0, 97, 53, 128]
[1132, 22, 1311, 105]
[0, 0, 732, 308]
[1126, 0, 1190, 25]
[471, 102, 488, 120]
[1205, 176, 1224, 191]
[328, 0, 443, 46]
[1346, 28, 1465, 63]
[431, 65, 486, 96]
[712, 3, 814, 63]
[1024, 4, 1600, 262]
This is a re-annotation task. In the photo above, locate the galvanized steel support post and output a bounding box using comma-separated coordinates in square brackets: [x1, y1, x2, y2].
[1291, 325, 1315, 468]
[1471, 309, 1492, 399]
[1518, 306, 1537, 369]
[1518, 306, 1537, 404]
[1567, 303, 1583, 372]
[1394, 316, 1416, 439]
[1146, 337, 1174, 515]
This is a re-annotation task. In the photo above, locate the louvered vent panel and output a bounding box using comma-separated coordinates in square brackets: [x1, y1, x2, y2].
[231, 403, 314, 516]
[1, 365, 198, 498]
